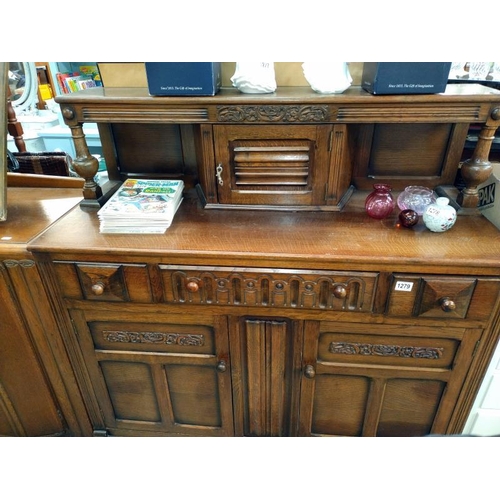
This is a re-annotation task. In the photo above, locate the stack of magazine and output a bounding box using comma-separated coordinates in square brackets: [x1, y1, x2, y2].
[97, 178, 184, 234]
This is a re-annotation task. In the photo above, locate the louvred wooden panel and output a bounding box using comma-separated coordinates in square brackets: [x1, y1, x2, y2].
[232, 141, 311, 189]
[214, 124, 331, 206]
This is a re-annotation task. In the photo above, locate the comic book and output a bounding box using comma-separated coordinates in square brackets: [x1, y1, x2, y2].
[97, 178, 184, 234]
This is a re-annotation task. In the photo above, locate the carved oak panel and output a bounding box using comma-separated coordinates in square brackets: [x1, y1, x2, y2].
[160, 266, 378, 313]
[217, 105, 330, 123]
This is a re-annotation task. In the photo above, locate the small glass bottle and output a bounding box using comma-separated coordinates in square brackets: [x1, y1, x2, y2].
[365, 184, 396, 219]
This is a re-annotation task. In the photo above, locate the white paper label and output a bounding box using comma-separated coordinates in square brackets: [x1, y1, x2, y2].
[395, 281, 413, 292]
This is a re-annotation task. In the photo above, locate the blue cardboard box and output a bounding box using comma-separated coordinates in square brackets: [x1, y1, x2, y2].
[145, 62, 221, 96]
[361, 62, 451, 95]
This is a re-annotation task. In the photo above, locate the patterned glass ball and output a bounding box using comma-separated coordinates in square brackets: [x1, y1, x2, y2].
[398, 209, 419, 228]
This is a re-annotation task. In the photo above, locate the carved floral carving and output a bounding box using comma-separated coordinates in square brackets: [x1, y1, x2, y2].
[103, 330, 205, 346]
[2, 259, 35, 268]
[217, 105, 329, 123]
[329, 341, 444, 359]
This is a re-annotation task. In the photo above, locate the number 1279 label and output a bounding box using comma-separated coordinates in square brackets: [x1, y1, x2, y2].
[395, 281, 414, 292]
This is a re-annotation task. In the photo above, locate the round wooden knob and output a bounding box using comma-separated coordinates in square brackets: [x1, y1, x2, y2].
[91, 281, 105, 295]
[186, 280, 199, 293]
[333, 285, 347, 299]
[62, 106, 75, 120]
[304, 364, 316, 379]
[439, 297, 456, 312]
[216, 360, 227, 373]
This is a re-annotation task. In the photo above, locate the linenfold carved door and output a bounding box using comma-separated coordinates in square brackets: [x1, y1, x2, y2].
[228, 316, 303, 436]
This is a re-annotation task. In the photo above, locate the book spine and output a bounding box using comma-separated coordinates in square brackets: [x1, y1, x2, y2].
[56, 72, 68, 94]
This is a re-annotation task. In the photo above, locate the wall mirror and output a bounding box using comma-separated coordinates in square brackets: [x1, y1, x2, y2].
[8, 62, 38, 115]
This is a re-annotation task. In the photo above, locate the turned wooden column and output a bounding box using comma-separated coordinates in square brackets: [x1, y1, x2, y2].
[458, 106, 500, 209]
[61, 105, 101, 205]
[7, 87, 26, 153]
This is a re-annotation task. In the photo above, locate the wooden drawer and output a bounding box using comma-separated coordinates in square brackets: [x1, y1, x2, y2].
[387, 274, 500, 320]
[160, 265, 378, 313]
[53, 261, 153, 302]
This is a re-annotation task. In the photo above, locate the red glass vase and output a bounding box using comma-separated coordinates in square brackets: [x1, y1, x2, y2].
[365, 184, 396, 219]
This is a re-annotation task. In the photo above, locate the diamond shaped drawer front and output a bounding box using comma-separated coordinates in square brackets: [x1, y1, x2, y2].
[387, 274, 500, 320]
[53, 262, 153, 302]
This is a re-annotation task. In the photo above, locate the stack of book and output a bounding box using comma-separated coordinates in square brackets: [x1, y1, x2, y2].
[97, 179, 184, 234]
[56, 65, 102, 94]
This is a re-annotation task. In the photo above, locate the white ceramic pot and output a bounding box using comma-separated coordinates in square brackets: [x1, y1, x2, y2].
[302, 62, 352, 94]
[423, 197, 457, 232]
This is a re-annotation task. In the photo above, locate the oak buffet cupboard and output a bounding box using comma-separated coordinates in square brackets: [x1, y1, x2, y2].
[0, 187, 90, 436]
[22, 84, 500, 436]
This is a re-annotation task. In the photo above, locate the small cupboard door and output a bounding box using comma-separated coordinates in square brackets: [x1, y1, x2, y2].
[213, 124, 332, 207]
[228, 316, 303, 436]
[298, 321, 481, 437]
[70, 310, 234, 436]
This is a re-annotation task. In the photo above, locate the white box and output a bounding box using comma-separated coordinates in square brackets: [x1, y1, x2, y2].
[478, 163, 500, 230]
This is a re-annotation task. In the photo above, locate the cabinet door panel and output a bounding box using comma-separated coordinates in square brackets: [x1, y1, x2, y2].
[229, 317, 303, 436]
[376, 379, 445, 436]
[165, 364, 222, 427]
[71, 311, 233, 436]
[299, 321, 481, 437]
[100, 360, 161, 422]
[311, 373, 369, 436]
[90, 321, 214, 354]
[213, 125, 331, 206]
[0, 261, 66, 436]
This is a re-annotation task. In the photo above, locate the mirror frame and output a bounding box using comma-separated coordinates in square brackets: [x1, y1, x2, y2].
[9, 62, 38, 115]
[1, 62, 7, 221]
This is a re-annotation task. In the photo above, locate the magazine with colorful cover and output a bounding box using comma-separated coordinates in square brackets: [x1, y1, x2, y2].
[97, 178, 184, 233]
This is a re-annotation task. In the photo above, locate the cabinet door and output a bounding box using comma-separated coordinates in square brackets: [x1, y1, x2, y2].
[298, 321, 481, 436]
[213, 124, 332, 207]
[229, 316, 303, 436]
[0, 260, 67, 436]
[70, 310, 233, 436]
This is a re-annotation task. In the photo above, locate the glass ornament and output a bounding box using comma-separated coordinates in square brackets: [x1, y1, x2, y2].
[398, 209, 419, 228]
[423, 197, 457, 232]
[365, 184, 396, 219]
[397, 186, 436, 216]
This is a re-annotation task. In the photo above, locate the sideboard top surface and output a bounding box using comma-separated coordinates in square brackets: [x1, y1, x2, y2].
[0, 188, 82, 250]
[28, 192, 500, 275]
[55, 85, 500, 105]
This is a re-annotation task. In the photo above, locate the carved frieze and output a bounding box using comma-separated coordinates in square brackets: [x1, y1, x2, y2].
[168, 269, 373, 311]
[329, 341, 444, 359]
[1, 259, 35, 269]
[103, 330, 205, 346]
[217, 105, 329, 123]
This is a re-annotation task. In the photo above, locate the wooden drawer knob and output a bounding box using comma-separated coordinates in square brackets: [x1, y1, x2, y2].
[216, 360, 227, 373]
[91, 281, 105, 295]
[186, 280, 199, 293]
[304, 364, 316, 379]
[439, 297, 456, 312]
[333, 285, 347, 298]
